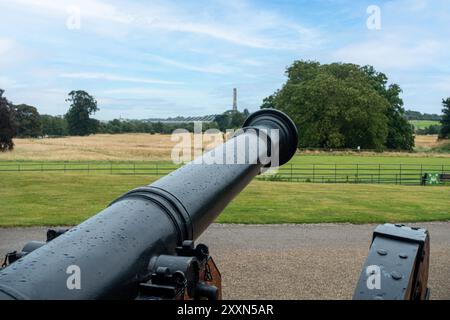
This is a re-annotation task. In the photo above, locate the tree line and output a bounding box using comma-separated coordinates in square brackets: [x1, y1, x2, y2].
[405, 110, 442, 121]
[260, 61, 450, 151]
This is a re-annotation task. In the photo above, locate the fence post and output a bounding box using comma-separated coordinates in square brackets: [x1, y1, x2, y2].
[64, 163, 66, 173]
[399, 164, 402, 185]
[378, 164, 381, 184]
[356, 164, 359, 183]
[313, 164, 315, 183]
[420, 164, 423, 185]
[290, 163, 293, 181]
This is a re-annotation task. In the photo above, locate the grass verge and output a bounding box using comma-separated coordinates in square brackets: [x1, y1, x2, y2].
[0, 172, 449, 227]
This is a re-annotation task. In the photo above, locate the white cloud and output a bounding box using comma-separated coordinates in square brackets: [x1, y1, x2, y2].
[0, 76, 18, 88]
[403, 75, 450, 93]
[0, 39, 35, 85]
[59, 72, 183, 85]
[146, 55, 232, 74]
[0, 38, 15, 55]
[0, 38, 27, 67]
[94, 86, 226, 119]
[11, 0, 131, 23]
[5, 0, 320, 50]
[99, 87, 218, 102]
[332, 38, 442, 70]
[5, 87, 69, 115]
[147, 19, 272, 49]
[384, 0, 428, 13]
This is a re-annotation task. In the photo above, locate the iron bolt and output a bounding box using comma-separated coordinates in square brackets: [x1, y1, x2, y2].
[391, 271, 402, 280]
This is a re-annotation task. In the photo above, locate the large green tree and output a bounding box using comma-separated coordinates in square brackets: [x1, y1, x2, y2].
[260, 93, 278, 109]
[13, 104, 43, 137]
[0, 89, 16, 151]
[439, 98, 450, 139]
[361, 66, 414, 150]
[65, 90, 99, 136]
[262, 61, 414, 150]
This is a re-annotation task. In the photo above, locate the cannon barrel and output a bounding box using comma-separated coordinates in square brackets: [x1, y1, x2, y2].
[0, 109, 298, 300]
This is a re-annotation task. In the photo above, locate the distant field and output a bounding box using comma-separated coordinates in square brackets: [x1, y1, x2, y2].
[0, 172, 449, 227]
[1, 140, 449, 186]
[0, 133, 224, 162]
[410, 120, 441, 129]
[415, 135, 441, 149]
[1, 132, 449, 189]
[414, 135, 450, 152]
[2, 133, 449, 163]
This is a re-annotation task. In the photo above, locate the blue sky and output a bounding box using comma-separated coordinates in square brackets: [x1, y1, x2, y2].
[1, 0, 449, 120]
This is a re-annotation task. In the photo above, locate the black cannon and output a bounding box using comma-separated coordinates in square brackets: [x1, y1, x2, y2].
[0, 109, 298, 300]
[353, 224, 430, 300]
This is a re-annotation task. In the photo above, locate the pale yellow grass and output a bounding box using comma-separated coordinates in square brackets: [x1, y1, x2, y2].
[2, 133, 449, 162]
[0, 133, 225, 161]
[414, 135, 446, 149]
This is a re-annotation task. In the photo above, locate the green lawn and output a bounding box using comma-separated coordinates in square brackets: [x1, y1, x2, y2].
[287, 154, 450, 165]
[283, 154, 450, 184]
[0, 153, 448, 172]
[1, 154, 449, 171]
[0, 172, 448, 227]
[0, 155, 449, 188]
[409, 120, 441, 129]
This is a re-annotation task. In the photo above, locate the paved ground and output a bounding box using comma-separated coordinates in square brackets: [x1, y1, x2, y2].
[1, 222, 449, 299]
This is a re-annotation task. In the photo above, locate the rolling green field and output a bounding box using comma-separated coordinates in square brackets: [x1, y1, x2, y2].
[1, 153, 449, 168]
[287, 154, 450, 165]
[1, 154, 449, 185]
[409, 120, 441, 129]
[0, 154, 449, 171]
[0, 172, 448, 227]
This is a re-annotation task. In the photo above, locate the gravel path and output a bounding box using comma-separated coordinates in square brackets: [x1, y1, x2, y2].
[1, 222, 449, 299]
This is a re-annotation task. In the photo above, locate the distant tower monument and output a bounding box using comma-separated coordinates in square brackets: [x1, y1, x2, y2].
[232, 88, 237, 112]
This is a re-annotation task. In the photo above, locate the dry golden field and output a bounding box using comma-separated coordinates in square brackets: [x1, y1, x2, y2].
[1, 133, 449, 162]
[0, 133, 225, 161]
[414, 135, 446, 149]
